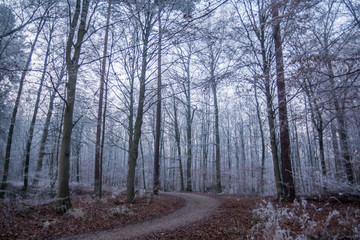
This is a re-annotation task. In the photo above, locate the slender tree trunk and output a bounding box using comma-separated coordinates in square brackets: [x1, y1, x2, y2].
[271, 2, 295, 201]
[266, 87, 282, 198]
[325, 53, 354, 183]
[331, 122, 342, 179]
[201, 114, 209, 192]
[239, 120, 246, 193]
[51, 89, 66, 197]
[140, 140, 146, 189]
[185, 76, 193, 192]
[293, 116, 305, 193]
[153, 2, 162, 195]
[126, 9, 152, 202]
[186, 99, 193, 192]
[234, 125, 240, 192]
[73, 124, 83, 183]
[56, 0, 90, 212]
[212, 78, 222, 193]
[23, 22, 53, 191]
[33, 65, 65, 186]
[95, 0, 111, 197]
[99, 63, 109, 199]
[254, 84, 266, 194]
[256, 4, 282, 198]
[304, 80, 327, 179]
[226, 124, 232, 192]
[173, 96, 184, 191]
[0, 20, 43, 197]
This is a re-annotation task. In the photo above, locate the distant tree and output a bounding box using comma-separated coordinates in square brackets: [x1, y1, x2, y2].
[23, 10, 56, 191]
[0, 12, 46, 198]
[232, 0, 282, 197]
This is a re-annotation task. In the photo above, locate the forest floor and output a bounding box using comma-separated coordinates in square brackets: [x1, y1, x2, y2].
[1, 183, 360, 239]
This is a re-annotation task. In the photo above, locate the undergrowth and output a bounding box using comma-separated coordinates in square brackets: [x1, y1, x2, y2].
[248, 198, 360, 239]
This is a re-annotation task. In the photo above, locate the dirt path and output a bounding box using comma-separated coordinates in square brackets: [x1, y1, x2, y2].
[60, 192, 219, 240]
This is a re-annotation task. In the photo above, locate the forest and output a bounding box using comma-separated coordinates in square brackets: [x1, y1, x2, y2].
[0, 0, 359, 239]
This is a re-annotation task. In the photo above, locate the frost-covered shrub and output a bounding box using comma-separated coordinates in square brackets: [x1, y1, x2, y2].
[67, 208, 85, 219]
[111, 205, 134, 216]
[248, 199, 360, 239]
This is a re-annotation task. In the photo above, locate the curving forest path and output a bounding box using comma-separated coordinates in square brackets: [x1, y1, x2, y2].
[60, 192, 220, 240]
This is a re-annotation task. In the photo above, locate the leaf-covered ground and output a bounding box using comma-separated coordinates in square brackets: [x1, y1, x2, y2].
[1, 185, 359, 240]
[0, 186, 184, 240]
[148, 194, 360, 239]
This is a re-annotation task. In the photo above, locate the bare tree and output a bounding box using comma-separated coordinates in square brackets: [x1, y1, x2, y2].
[23, 12, 54, 191]
[153, 0, 162, 195]
[0, 15, 46, 198]
[56, 0, 91, 212]
[271, 0, 295, 201]
[126, 1, 156, 203]
[95, 0, 111, 198]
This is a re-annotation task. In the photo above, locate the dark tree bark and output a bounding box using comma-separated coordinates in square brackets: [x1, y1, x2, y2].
[0, 18, 44, 198]
[173, 95, 185, 191]
[185, 78, 193, 192]
[201, 108, 210, 192]
[254, 84, 266, 194]
[153, 1, 162, 195]
[99, 61, 109, 199]
[95, 0, 111, 198]
[126, 2, 154, 203]
[56, 0, 91, 213]
[325, 54, 354, 183]
[271, 1, 295, 201]
[235, 0, 282, 198]
[302, 77, 327, 181]
[32, 60, 65, 185]
[211, 72, 222, 193]
[23, 19, 54, 191]
[32, 66, 64, 186]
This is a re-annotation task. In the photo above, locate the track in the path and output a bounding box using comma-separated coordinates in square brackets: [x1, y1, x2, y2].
[60, 192, 219, 240]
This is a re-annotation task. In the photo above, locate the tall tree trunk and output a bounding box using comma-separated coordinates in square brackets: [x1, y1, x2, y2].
[0, 19, 44, 198]
[293, 115, 305, 193]
[186, 83, 193, 192]
[173, 96, 184, 191]
[254, 84, 266, 194]
[256, 2, 282, 198]
[140, 140, 147, 189]
[212, 78, 222, 193]
[51, 89, 66, 197]
[23, 21, 54, 191]
[271, 2, 295, 201]
[234, 124, 240, 192]
[306, 89, 327, 179]
[73, 123, 84, 183]
[325, 54, 354, 183]
[239, 119, 246, 192]
[201, 113, 209, 192]
[226, 123, 232, 192]
[126, 8, 153, 202]
[95, 0, 111, 197]
[33, 65, 65, 186]
[56, 0, 90, 213]
[99, 62, 109, 199]
[153, 2, 162, 195]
